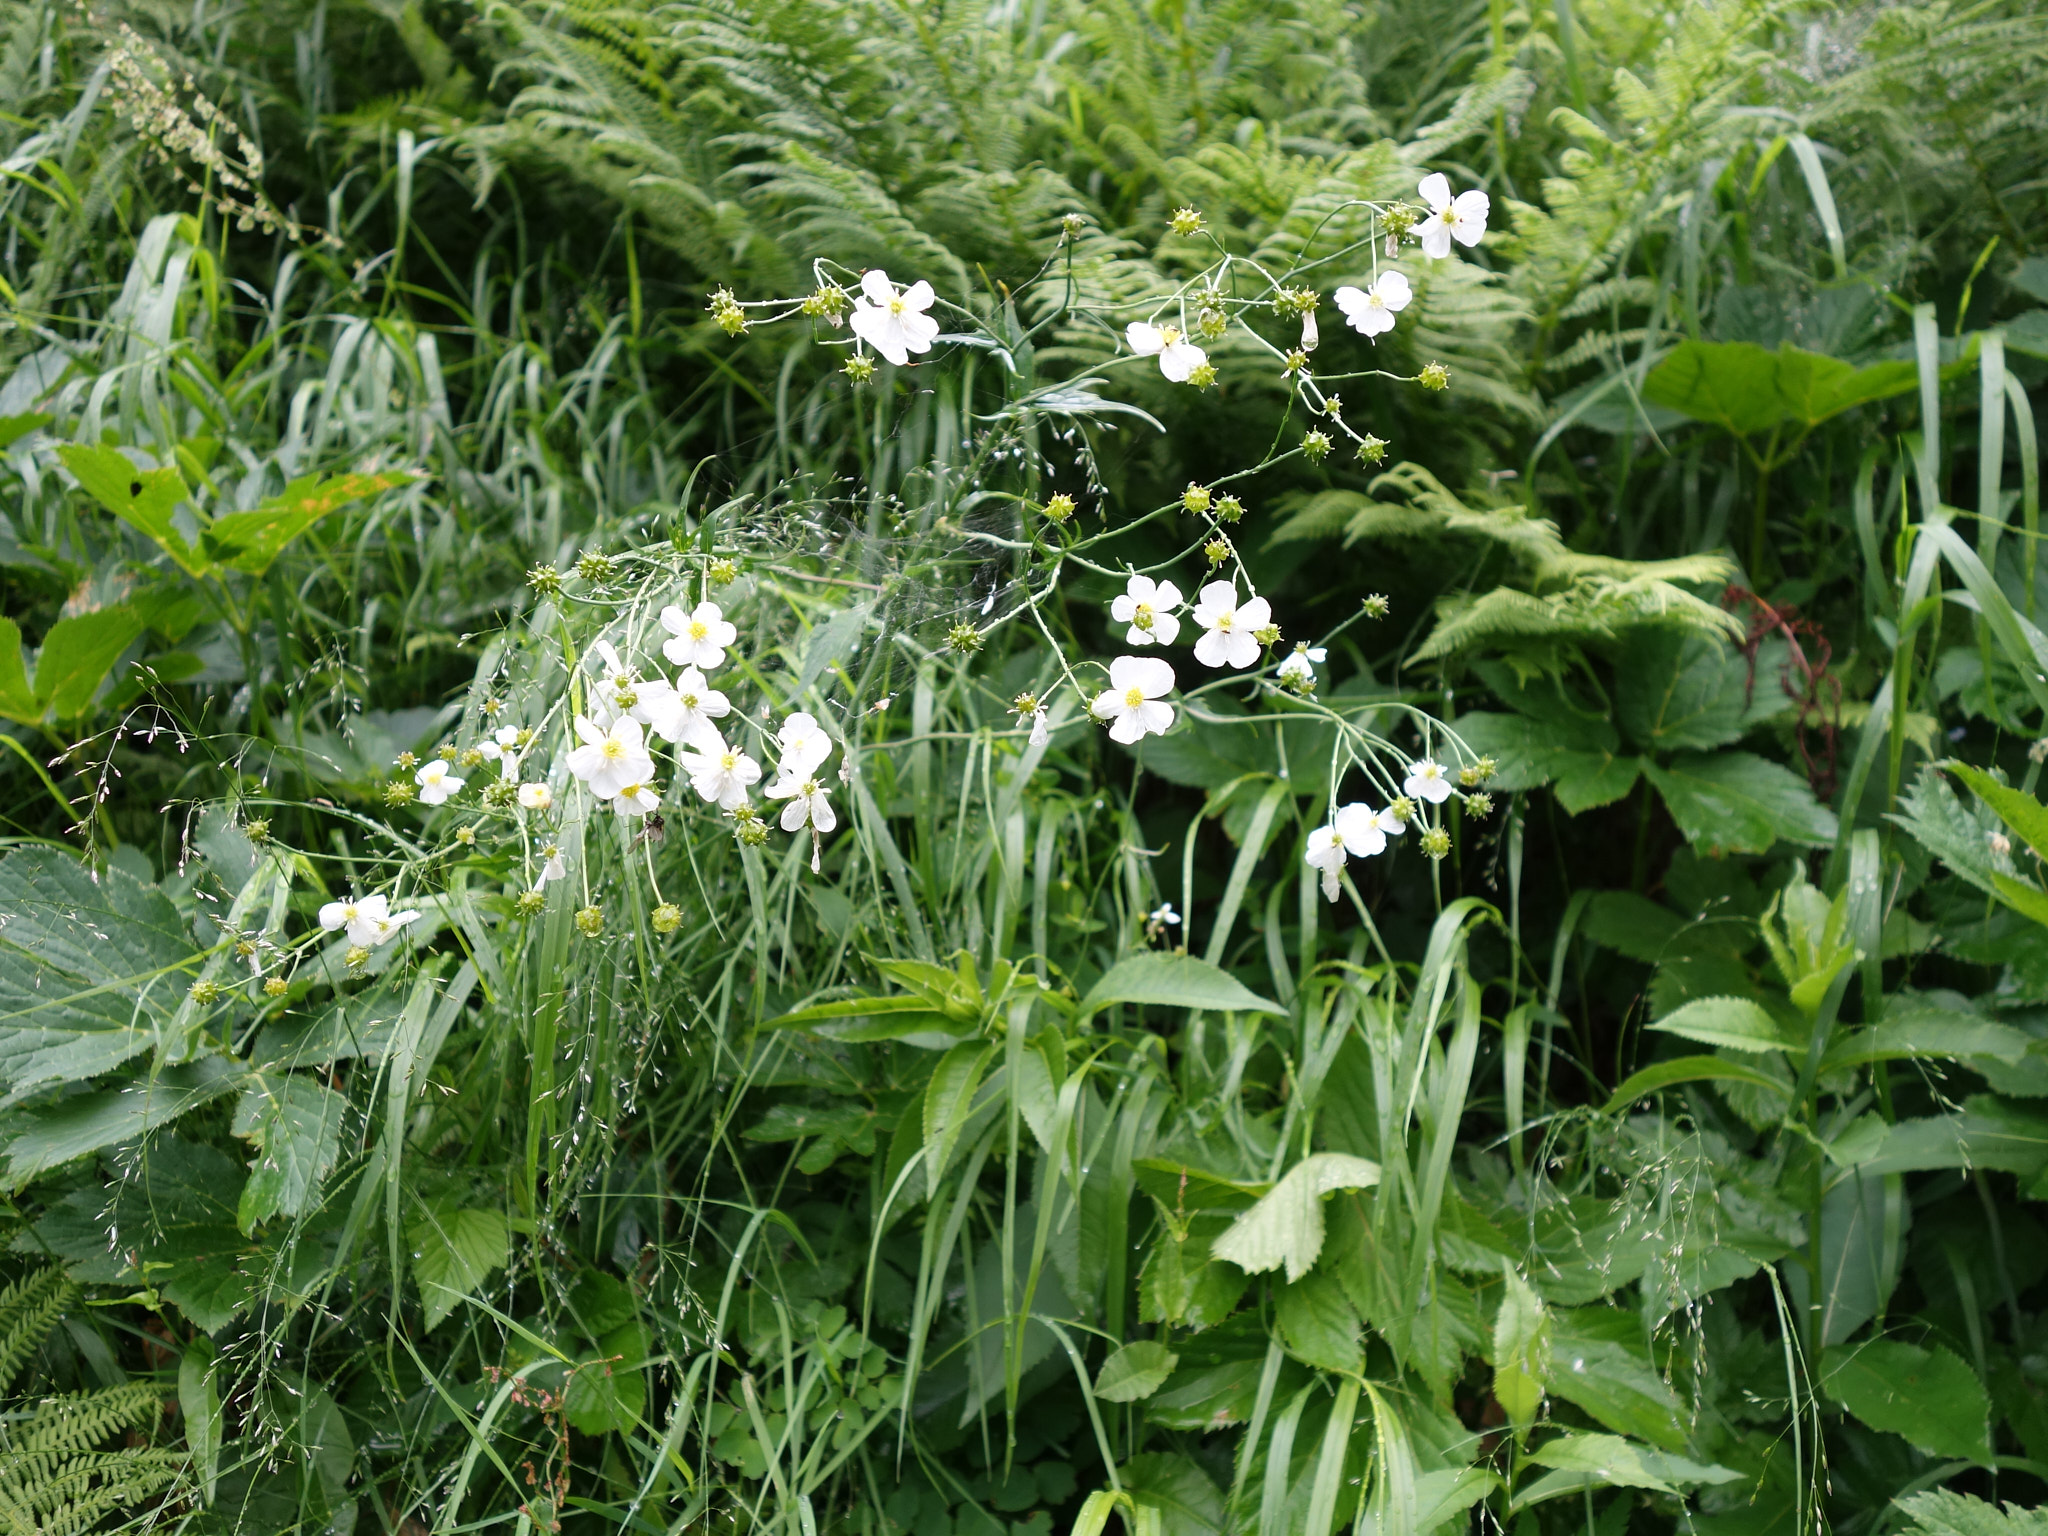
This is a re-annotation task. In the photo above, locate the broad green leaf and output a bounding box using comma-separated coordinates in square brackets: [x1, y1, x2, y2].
[0, 619, 34, 722]
[1276, 1270, 1362, 1372]
[1861, 1097, 2048, 1179]
[1894, 1490, 2048, 1536]
[1078, 953, 1282, 1018]
[1817, 1167, 1897, 1343]
[408, 1202, 510, 1331]
[1446, 709, 1619, 792]
[33, 604, 144, 718]
[1544, 1335, 1689, 1451]
[0, 846, 206, 1103]
[1132, 1158, 1267, 1212]
[1145, 1358, 1267, 1432]
[1947, 762, 2048, 864]
[1122, 1452, 1225, 1536]
[1648, 996, 1791, 1054]
[1991, 872, 2048, 932]
[1822, 1013, 2032, 1072]
[564, 1319, 649, 1434]
[201, 470, 416, 575]
[1643, 340, 1916, 437]
[1210, 1152, 1380, 1281]
[1137, 1229, 1249, 1329]
[1490, 1266, 1549, 1440]
[1516, 1433, 1740, 1508]
[32, 1136, 252, 1331]
[1821, 1340, 1992, 1464]
[180, 1335, 222, 1502]
[1615, 628, 1753, 752]
[1094, 1340, 1180, 1403]
[1644, 751, 1838, 854]
[922, 1040, 994, 1197]
[1603, 1054, 1788, 1112]
[231, 1073, 347, 1232]
[58, 444, 211, 576]
[2, 1057, 245, 1189]
[1582, 891, 1689, 963]
[1553, 751, 1645, 813]
[0, 412, 52, 449]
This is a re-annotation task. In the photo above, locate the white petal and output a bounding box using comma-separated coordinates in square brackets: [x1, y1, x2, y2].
[1417, 172, 1452, 213]
[1126, 321, 1165, 356]
[900, 279, 935, 312]
[860, 269, 896, 306]
[1419, 219, 1452, 261]
[1333, 285, 1369, 317]
[851, 306, 909, 366]
[1158, 340, 1205, 383]
[1109, 654, 1175, 697]
[1374, 271, 1412, 309]
[1451, 190, 1490, 244]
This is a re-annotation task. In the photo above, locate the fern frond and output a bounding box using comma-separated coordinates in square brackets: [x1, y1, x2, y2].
[0, 1270, 75, 1397]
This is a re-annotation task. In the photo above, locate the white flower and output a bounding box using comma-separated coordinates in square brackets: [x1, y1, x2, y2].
[776, 712, 833, 777]
[319, 893, 386, 947]
[518, 781, 553, 811]
[1333, 271, 1412, 338]
[361, 909, 421, 948]
[1091, 655, 1176, 744]
[766, 773, 837, 833]
[1403, 759, 1455, 804]
[589, 640, 681, 733]
[539, 843, 568, 883]
[649, 666, 731, 751]
[1334, 801, 1401, 858]
[1304, 824, 1351, 903]
[659, 602, 738, 671]
[1191, 582, 1273, 670]
[612, 780, 661, 817]
[1110, 574, 1183, 646]
[416, 759, 465, 805]
[849, 270, 941, 367]
[1416, 173, 1489, 259]
[478, 726, 523, 772]
[1277, 644, 1326, 686]
[678, 738, 762, 810]
[567, 714, 656, 798]
[1148, 903, 1181, 928]
[1027, 708, 1050, 747]
[1125, 321, 1208, 384]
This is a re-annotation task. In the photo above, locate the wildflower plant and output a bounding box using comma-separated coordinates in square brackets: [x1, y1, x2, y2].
[403, 183, 1505, 944]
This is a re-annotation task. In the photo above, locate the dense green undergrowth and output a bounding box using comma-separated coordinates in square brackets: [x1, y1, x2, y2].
[4, 1, 2048, 1533]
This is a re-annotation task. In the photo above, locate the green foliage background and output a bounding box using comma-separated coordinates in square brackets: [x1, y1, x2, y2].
[3, 0, 2048, 1532]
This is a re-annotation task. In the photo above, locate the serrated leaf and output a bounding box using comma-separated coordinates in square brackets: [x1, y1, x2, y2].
[1276, 1270, 1361, 1372]
[1490, 1267, 1549, 1439]
[33, 605, 145, 717]
[231, 1074, 347, 1232]
[201, 470, 415, 575]
[564, 1320, 649, 1434]
[1544, 1332, 1688, 1450]
[1603, 1053, 1787, 1112]
[3, 1057, 245, 1187]
[922, 1041, 993, 1198]
[1822, 1340, 1992, 1463]
[58, 444, 211, 576]
[1821, 1013, 2032, 1072]
[1210, 1152, 1380, 1281]
[407, 1203, 510, 1332]
[1517, 1432, 1740, 1508]
[1615, 628, 1753, 752]
[1644, 751, 1838, 854]
[1094, 1340, 1179, 1402]
[1648, 995, 1791, 1053]
[1078, 953, 1281, 1018]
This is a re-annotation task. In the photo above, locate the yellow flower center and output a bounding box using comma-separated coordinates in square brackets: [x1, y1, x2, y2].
[689, 620, 709, 640]
[602, 739, 625, 760]
[680, 691, 699, 710]
[1160, 327, 1181, 346]
[720, 752, 739, 771]
[1215, 612, 1235, 631]
[888, 295, 907, 315]
[1133, 604, 1154, 628]
[1123, 686, 1146, 709]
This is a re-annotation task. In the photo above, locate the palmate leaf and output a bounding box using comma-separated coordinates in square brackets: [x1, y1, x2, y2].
[1642, 339, 1917, 437]
[407, 1201, 511, 1332]
[1643, 751, 1838, 854]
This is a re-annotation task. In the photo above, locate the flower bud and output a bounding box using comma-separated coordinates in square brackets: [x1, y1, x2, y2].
[1168, 206, 1206, 237]
[1061, 211, 1087, 241]
[455, 824, 478, 846]
[1464, 792, 1495, 817]
[243, 817, 270, 845]
[1186, 361, 1219, 388]
[1182, 483, 1212, 516]
[1418, 361, 1450, 392]
[1301, 430, 1333, 464]
[1253, 624, 1281, 647]
[1363, 593, 1391, 618]
[1195, 306, 1228, 340]
[384, 781, 417, 807]
[1421, 827, 1451, 859]
[1214, 494, 1244, 524]
[514, 888, 547, 917]
[1043, 492, 1076, 523]
[843, 353, 877, 383]
[1357, 434, 1388, 465]
[263, 975, 289, 998]
[575, 905, 605, 937]
[709, 557, 739, 586]
[188, 979, 221, 1004]
[1204, 538, 1232, 567]
[946, 623, 983, 654]
[527, 564, 562, 596]
[652, 903, 683, 935]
